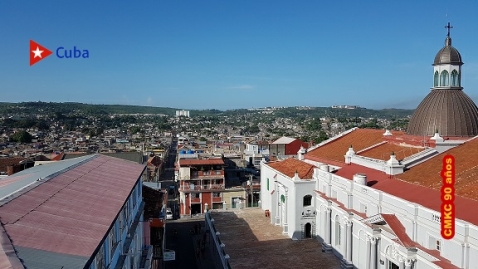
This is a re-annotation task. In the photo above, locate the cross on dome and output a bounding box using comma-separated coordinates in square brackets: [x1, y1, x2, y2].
[445, 22, 453, 38]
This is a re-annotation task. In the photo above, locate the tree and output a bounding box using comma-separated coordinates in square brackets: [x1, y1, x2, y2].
[310, 131, 328, 144]
[305, 121, 322, 132]
[35, 120, 50, 130]
[10, 130, 33, 143]
[130, 126, 142, 134]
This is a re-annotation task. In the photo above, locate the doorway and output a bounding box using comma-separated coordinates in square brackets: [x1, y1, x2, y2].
[388, 260, 399, 269]
[305, 223, 312, 238]
[191, 204, 201, 215]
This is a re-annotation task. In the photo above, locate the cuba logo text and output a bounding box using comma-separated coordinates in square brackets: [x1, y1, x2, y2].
[30, 39, 90, 66]
[56, 46, 89, 59]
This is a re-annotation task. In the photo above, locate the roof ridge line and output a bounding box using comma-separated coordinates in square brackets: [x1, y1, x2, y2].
[356, 141, 388, 154]
[0, 155, 98, 206]
[307, 127, 358, 152]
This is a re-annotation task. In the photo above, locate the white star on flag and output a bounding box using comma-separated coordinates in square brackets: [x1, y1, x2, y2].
[32, 47, 44, 58]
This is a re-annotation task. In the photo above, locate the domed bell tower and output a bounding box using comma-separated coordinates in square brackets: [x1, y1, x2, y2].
[406, 23, 478, 137]
[432, 22, 463, 89]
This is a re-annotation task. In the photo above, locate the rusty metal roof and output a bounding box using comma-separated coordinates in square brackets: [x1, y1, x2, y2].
[179, 158, 224, 166]
[0, 154, 145, 268]
[407, 89, 478, 136]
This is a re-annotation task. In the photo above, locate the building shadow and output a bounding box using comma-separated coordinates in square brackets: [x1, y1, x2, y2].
[206, 209, 341, 269]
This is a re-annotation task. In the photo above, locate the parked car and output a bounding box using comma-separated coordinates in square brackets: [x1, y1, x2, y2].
[166, 208, 173, 220]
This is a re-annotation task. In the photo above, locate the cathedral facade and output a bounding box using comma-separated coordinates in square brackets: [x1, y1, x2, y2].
[260, 25, 478, 269]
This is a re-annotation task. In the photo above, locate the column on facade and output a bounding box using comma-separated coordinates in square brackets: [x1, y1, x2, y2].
[275, 184, 281, 225]
[325, 208, 331, 244]
[370, 237, 377, 269]
[398, 257, 405, 269]
[320, 208, 326, 239]
[341, 222, 346, 254]
[405, 259, 414, 269]
[346, 220, 352, 262]
[283, 189, 288, 234]
[365, 236, 371, 269]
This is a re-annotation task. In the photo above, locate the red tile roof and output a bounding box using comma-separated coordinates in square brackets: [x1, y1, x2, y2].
[381, 214, 415, 247]
[51, 153, 65, 161]
[380, 214, 459, 269]
[315, 190, 366, 219]
[334, 163, 389, 184]
[383, 133, 436, 147]
[396, 137, 478, 201]
[0, 155, 145, 258]
[306, 129, 386, 163]
[359, 142, 425, 161]
[179, 158, 224, 166]
[267, 158, 315, 179]
[317, 189, 458, 268]
[334, 163, 478, 226]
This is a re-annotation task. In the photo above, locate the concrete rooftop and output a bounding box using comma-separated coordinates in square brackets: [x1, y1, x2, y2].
[210, 208, 341, 269]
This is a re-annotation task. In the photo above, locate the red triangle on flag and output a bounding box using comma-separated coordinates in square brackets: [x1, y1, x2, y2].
[30, 40, 53, 66]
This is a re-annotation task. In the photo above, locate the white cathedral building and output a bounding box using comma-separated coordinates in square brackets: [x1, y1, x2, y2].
[260, 25, 478, 269]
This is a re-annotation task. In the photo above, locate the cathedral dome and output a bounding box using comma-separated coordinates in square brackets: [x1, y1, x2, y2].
[433, 37, 463, 65]
[407, 23, 478, 137]
[407, 90, 478, 136]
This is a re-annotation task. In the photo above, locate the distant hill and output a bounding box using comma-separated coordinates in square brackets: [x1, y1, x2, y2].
[0, 102, 178, 116]
[219, 107, 414, 119]
[0, 102, 414, 119]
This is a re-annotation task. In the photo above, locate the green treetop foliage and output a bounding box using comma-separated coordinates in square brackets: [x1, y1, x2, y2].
[10, 130, 33, 143]
[305, 121, 322, 131]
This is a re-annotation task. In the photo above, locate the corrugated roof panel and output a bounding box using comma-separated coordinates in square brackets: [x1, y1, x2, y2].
[6, 225, 98, 257]
[0, 154, 145, 266]
[271, 136, 296, 144]
[0, 155, 95, 202]
[15, 246, 87, 269]
[14, 210, 105, 240]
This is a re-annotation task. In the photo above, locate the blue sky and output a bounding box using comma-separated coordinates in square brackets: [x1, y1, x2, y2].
[2, 1, 478, 110]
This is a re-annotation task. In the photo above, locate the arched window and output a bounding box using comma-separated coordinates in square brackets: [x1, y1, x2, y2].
[451, 70, 459, 86]
[434, 71, 439, 87]
[440, 70, 449, 86]
[335, 215, 341, 246]
[303, 195, 312, 207]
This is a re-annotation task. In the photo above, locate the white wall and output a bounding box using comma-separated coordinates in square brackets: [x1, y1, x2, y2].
[314, 166, 478, 268]
[260, 162, 273, 212]
[261, 157, 478, 268]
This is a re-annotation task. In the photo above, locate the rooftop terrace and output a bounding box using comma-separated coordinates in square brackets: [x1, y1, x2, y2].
[209, 208, 341, 269]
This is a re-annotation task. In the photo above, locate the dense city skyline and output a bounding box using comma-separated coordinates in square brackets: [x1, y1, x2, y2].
[2, 1, 478, 110]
